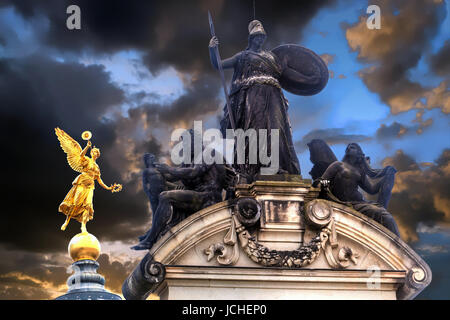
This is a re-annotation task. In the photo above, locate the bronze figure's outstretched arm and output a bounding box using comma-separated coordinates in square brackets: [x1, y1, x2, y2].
[320, 161, 340, 181]
[209, 36, 240, 70]
[359, 161, 396, 208]
[155, 163, 207, 180]
[359, 173, 382, 195]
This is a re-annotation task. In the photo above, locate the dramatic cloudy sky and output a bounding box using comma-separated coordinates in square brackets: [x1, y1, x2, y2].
[0, 0, 448, 299]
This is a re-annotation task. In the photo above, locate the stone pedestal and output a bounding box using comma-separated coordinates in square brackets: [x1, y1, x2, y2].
[123, 177, 431, 300]
[56, 259, 121, 300]
[155, 266, 404, 300]
[235, 177, 318, 250]
[56, 232, 121, 300]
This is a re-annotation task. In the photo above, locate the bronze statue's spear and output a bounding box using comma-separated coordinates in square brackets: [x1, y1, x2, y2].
[208, 10, 236, 130]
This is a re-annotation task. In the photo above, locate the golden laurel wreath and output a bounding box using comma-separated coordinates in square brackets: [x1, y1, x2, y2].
[111, 183, 123, 193]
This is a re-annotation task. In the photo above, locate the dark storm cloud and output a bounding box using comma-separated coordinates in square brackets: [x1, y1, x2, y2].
[0, 54, 152, 252]
[129, 74, 222, 127]
[1, 0, 342, 156]
[3, 0, 338, 75]
[375, 118, 433, 143]
[1, 0, 340, 143]
[97, 254, 139, 293]
[0, 281, 54, 300]
[295, 128, 370, 152]
[383, 149, 450, 242]
[344, 0, 449, 114]
[382, 150, 420, 172]
[0, 247, 69, 299]
[105, 73, 223, 193]
[0, 0, 339, 252]
[430, 40, 450, 77]
[0, 0, 344, 299]
[376, 122, 408, 140]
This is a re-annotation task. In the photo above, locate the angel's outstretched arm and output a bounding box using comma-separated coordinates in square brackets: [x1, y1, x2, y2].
[156, 164, 207, 180]
[81, 144, 90, 157]
[97, 175, 112, 191]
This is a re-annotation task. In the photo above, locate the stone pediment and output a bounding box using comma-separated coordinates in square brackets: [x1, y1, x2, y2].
[122, 178, 431, 300]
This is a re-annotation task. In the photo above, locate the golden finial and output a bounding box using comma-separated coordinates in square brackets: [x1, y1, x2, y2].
[69, 232, 101, 262]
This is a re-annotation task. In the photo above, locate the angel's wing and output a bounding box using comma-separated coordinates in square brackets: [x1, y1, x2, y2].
[307, 139, 338, 180]
[55, 127, 86, 173]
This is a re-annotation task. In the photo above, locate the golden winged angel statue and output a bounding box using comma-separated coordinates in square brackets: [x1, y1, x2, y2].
[55, 127, 122, 233]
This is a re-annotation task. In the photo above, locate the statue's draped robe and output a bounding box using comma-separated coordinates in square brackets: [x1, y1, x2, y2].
[59, 157, 99, 223]
[220, 50, 301, 177]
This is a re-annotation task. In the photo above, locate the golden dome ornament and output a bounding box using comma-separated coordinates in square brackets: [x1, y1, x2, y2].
[68, 232, 101, 262]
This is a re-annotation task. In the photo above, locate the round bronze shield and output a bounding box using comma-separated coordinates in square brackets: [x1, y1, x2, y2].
[272, 44, 329, 96]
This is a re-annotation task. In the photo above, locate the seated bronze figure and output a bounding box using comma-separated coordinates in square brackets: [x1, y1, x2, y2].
[133, 150, 235, 251]
[309, 140, 400, 236]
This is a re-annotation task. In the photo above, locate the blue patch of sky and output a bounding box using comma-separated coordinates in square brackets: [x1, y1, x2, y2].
[290, 0, 389, 135]
[291, 0, 450, 176]
[336, 109, 449, 168]
[408, 0, 449, 87]
[391, 111, 449, 161]
[430, 0, 450, 51]
[80, 50, 185, 100]
[79, 50, 185, 118]
[287, 0, 392, 175]
[415, 228, 450, 251]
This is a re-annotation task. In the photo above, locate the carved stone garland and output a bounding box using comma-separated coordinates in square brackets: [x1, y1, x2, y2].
[205, 198, 359, 269]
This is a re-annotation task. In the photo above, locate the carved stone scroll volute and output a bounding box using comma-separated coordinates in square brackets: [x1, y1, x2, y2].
[122, 254, 166, 300]
[204, 214, 240, 265]
[306, 199, 359, 269]
[204, 198, 261, 265]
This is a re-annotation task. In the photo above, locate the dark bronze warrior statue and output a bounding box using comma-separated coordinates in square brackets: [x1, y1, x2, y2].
[132, 148, 235, 251]
[209, 20, 328, 180]
[309, 139, 400, 236]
